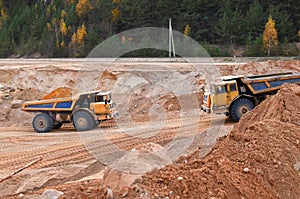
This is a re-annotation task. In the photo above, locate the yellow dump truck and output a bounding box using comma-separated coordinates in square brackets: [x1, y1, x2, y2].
[201, 72, 300, 121]
[22, 90, 118, 132]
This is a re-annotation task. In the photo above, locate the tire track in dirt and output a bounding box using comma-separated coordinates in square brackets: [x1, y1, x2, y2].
[0, 112, 221, 178]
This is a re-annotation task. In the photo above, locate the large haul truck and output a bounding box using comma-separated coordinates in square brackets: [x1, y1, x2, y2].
[201, 72, 300, 121]
[22, 90, 118, 132]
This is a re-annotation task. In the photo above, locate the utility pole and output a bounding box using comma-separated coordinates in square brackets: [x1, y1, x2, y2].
[169, 18, 176, 57]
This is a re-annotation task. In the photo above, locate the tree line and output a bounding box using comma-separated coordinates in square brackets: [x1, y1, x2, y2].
[0, 0, 299, 57]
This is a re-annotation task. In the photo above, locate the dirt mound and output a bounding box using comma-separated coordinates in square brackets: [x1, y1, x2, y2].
[122, 84, 300, 199]
[235, 83, 300, 132]
[42, 87, 74, 100]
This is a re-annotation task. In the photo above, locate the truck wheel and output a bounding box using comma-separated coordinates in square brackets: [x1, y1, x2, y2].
[32, 113, 54, 133]
[230, 98, 254, 122]
[53, 121, 63, 129]
[73, 110, 95, 131]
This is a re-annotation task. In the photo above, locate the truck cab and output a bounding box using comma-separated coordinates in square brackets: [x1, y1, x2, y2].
[90, 91, 117, 120]
[202, 78, 239, 115]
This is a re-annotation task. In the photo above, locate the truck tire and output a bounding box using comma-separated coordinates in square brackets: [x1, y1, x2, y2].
[32, 113, 54, 133]
[73, 110, 95, 131]
[53, 121, 63, 129]
[230, 98, 254, 122]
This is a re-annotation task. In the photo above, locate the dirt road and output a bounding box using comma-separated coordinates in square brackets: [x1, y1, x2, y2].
[0, 110, 230, 197]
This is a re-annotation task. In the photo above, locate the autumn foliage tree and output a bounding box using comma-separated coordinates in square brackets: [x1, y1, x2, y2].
[112, 0, 121, 23]
[71, 23, 87, 57]
[0, 0, 299, 58]
[263, 15, 278, 56]
[77, 23, 87, 45]
[76, 0, 92, 18]
[59, 19, 67, 36]
[0, 0, 7, 30]
[184, 24, 191, 36]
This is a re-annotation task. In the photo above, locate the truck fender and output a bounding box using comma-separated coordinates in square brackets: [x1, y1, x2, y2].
[71, 108, 98, 121]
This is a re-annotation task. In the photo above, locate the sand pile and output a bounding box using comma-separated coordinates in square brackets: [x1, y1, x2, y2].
[122, 84, 300, 199]
[42, 87, 73, 100]
[235, 83, 300, 132]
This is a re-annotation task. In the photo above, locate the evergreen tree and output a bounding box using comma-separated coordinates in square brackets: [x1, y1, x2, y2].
[0, 0, 298, 57]
[243, 0, 265, 43]
[267, 5, 296, 42]
[180, 0, 220, 42]
[215, 0, 243, 44]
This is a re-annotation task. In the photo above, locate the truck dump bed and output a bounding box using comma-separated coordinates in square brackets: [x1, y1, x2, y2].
[22, 97, 75, 112]
[241, 72, 300, 94]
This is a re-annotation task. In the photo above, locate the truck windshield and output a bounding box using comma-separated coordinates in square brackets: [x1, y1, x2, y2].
[95, 92, 111, 103]
[96, 94, 111, 103]
[216, 85, 227, 94]
[95, 95, 104, 102]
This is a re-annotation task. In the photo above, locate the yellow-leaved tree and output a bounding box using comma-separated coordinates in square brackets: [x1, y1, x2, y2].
[0, 8, 7, 30]
[112, 0, 121, 23]
[71, 32, 77, 55]
[59, 19, 67, 36]
[76, 23, 87, 45]
[51, 18, 59, 48]
[76, 0, 92, 18]
[70, 24, 88, 57]
[61, 10, 67, 19]
[184, 24, 190, 36]
[263, 15, 278, 56]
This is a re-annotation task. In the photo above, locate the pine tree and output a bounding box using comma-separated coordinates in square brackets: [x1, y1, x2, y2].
[267, 5, 296, 42]
[215, 0, 243, 44]
[244, 0, 265, 42]
[263, 15, 278, 56]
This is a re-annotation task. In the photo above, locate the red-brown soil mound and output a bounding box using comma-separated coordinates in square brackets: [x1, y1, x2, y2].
[125, 84, 300, 199]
